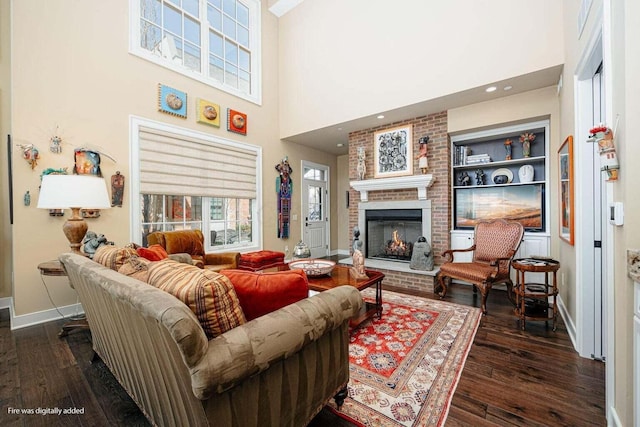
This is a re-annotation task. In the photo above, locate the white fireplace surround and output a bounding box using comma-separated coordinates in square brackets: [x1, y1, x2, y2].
[350, 174, 434, 202]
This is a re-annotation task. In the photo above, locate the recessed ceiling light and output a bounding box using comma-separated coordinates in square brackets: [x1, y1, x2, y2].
[377, 115, 385, 119]
[337, 127, 343, 131]
[485, 86, 497, 93]
[504, 85, 513, 91]
[336, 143, 344, 147]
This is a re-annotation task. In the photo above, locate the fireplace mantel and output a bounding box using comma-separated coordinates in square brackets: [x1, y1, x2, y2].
[350, 174, 435, 202]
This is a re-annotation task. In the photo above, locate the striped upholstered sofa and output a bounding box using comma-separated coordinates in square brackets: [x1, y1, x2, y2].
[60, 253, 362, 427]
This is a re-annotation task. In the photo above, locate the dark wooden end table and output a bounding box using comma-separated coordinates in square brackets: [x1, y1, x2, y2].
[304, 265, 385, 328]
[512, 258, 560, 331]
[37, 260, 90, 337]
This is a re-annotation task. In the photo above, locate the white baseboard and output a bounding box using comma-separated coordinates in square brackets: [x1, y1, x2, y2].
[556, 294, 578, 353]
[0, 297, 11, 310]
[10, 302, 84, 331]
[332, 249, 350, 256]
[608, 407, 622, 427]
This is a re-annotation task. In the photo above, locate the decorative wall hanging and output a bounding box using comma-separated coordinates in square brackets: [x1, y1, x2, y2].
[17, 144, 40, 169]
[227, 108, 247, 135]
[417, 135, 430, 174]
[587, 122, 619, 181]
[50, 126, 63, 153]
[559, 135, 574, 245]
[275, 156, 292, 239]
[196, 98, 221, 127]
[73, 149, 102, 176]
[373, 125, 413, 178]
[24, 191, 31, 206]
[356, 147, 366, 180]
[111, 171, 125, 207]
[158, 84, 187, 118]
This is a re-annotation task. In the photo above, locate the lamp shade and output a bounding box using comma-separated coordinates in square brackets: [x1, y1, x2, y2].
[37, 175, 111, 209]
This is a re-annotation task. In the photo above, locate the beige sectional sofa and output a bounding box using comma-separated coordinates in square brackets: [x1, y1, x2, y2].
[59, 253, 363, 427]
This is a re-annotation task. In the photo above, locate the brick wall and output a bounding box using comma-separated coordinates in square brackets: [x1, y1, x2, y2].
[348, 111, 450, 293]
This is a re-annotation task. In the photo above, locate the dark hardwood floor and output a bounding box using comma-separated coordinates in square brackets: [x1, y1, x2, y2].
[0, 282, 605, 426]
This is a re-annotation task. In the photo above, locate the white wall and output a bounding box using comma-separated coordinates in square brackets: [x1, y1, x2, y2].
[278, 0, 564, 138]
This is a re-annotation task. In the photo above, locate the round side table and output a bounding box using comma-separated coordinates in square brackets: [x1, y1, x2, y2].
[37, 260, 90, 337]
[512, 258, 560, 331]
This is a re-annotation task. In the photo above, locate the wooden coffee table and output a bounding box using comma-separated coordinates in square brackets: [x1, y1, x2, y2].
[305, 265, 385, 328]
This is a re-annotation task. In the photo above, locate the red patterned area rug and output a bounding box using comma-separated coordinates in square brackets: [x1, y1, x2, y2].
[327, 288, 482, 427]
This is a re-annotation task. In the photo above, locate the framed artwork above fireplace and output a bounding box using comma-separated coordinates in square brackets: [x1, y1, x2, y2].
[373, 125, 413, 178]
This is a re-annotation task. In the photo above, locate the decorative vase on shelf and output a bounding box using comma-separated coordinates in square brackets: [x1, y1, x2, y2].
[518, 165, 534, 183]
[519, 132, 536, 158]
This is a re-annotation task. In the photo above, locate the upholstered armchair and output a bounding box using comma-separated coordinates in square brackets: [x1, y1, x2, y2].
[147, 229, 239, 272]
[436, 219, 524, 314]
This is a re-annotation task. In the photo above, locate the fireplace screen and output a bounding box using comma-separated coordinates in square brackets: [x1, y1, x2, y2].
[365, 209, 422, 262]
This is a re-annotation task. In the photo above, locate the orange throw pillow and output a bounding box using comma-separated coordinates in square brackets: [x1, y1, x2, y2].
[220, 269, 309, 321]
[137, 244, 169, 262]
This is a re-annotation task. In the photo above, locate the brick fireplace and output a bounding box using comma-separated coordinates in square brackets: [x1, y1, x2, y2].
[344, 111, 450, 294]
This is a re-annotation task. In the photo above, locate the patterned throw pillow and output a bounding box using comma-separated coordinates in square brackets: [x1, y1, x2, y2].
[118, 256, 152, 282]
[147, 260, 246, 339]
[93, 245, 137, 271]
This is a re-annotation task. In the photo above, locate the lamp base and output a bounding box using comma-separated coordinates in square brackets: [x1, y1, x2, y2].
[63, 208, 87, 255]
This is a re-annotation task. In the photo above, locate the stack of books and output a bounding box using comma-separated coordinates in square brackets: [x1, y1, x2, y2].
[453, 145, 470, 165]
[465, 154, 491, 165]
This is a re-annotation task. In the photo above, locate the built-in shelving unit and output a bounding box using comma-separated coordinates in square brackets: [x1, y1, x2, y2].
[448, 119, 551, 266]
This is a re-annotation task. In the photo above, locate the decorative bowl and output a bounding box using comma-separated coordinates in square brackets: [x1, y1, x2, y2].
[493, 174, 509, 184]
[491, 168, 513, 184]
[288, 259, 336, 277]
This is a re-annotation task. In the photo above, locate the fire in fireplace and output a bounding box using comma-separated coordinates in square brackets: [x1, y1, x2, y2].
[365, 209, 422, 262]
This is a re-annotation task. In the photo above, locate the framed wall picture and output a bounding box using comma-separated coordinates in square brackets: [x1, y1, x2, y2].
[558, 135, 574, 245]
[158, 84, 187, 118]
[196, 98, 220, 127]
[373, 125, 413, 178]
[227, 108, 247, 135]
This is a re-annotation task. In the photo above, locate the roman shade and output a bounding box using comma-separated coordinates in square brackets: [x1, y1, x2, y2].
[138, 126, 257, 199]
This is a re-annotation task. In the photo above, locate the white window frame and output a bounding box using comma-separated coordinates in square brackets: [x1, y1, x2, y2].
[130, 115, 263, 252]
[129, 0, 262, 105]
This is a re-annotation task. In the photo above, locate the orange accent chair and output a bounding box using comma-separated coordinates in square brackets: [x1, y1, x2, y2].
[147, 229, 239, 272]
[436, 219, 524, 314]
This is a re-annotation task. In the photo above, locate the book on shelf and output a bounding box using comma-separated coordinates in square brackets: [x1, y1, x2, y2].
[454, 145, 471, 165]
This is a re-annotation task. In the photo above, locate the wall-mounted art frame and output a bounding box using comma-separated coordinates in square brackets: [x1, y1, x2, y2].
[196, 98, 220, 127]
[158, 84, 187, 118]
[454, 184, 545, 231]
[227, 108, 247, 135]
[558, 135, 574, 245]
[373, 125, 413, 178]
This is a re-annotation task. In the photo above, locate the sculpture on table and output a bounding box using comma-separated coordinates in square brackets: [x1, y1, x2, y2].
[82, 231, 112, 258]
[410, 236, 434, 271]
[350, 226, 368, 280]
[356, 147, 366, 180]
[417, 136, 429, 174]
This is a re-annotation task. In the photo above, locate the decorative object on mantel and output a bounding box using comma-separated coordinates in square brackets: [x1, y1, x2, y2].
[356, 147, 366, 180]
[410, 236, 434, 271]
[417, 135, 430, 174]
[350, 226, 368, 280]
[158, 83, 187, 118]
[17, 144, 40, 169]
[373, 125, 413, 178]
[475, 169, 485, 185]
[519, 132, 536, 157]
[275, 156, 292, 238]
[37, 174, 111, 255]
[227, 108, 247, 135]
[587, 120, 619, 181]
[504, 138, 513, 160]
[23, 191, 31, 206]
[459, 171, 471, 186]
[518, 164, 534, 183]
[111, 171, 125, 207]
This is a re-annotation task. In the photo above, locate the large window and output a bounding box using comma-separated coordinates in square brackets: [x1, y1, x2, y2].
[131, 117, 261, 252]
[131, 0, 261, 104]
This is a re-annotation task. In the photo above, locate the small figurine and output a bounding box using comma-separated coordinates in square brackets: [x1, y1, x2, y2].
[356, 147, 366, 180]
[417, 136, 429, 173]
[82, 231, 111, 258]
[475, 169, 485, 185]
[350, 226, 368, 279]
[504, 139, 512, 160]
[458, 171, 471, 186]
[111, 171, 125, 207]
[24, 191, 31, 206]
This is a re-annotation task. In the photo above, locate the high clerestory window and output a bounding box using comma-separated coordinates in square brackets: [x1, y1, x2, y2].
[130, 0, 261, 104]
